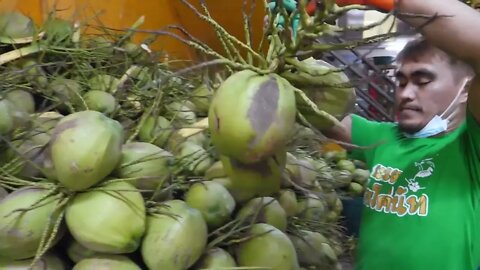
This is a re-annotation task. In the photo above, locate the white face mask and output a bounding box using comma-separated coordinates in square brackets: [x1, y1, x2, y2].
[403, 78, 470, 138]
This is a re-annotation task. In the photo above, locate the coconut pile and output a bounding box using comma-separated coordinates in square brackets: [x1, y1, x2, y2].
[0, 5, 371, 270]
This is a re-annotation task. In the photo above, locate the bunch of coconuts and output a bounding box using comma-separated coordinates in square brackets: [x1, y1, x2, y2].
[0, 10, 370, 270]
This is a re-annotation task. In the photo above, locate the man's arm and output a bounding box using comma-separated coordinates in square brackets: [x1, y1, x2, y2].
[323, 115, 353, 144]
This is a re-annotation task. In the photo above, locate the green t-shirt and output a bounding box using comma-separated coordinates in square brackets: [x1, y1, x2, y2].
[351, 113, 480, 270]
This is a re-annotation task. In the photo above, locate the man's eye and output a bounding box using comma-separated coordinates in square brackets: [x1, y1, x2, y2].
[416, 78, 432, 85]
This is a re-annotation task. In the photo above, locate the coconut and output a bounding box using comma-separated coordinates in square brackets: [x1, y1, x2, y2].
[47, 78, 83, 108]
[297, 194, 327, 221]
[0, 99, 17, 135]
[141, 200, 208, 270]
[1, 138, 46, 178]
[0, 253, 65, 270]
[83, 91, 117, 114]
[237, 197, 288, 231]
[176, 142, 213, 176]
[277, 189, 299, 217]
[44, 17, 73, 43]
[290, 230, 337, 267]
[165, 102, 197, 125]
[115, 142, 173, 191]
[348, 182, 365, 197]
[0, 187, 62, 260]
[281, 58, 356, 124]
[185, 181, 236, 229]
[235, 223, 299, 270]
[295, 158, 318, 187]
[5, 89, 35, 114]
[190, 84, 213, 116]
[337, 159, 356, 173]
[204, 160, 226, 180]
[73, 255, 141, 270]
[0, 12, 35, 41]
[138, 115, 174, 148]
[19, 59, 48, 88]
[193, 248, 237, 269]
[29, 112, 64, 146]
[88, 74, 120, 93]
[48, 110, 123, 191]
[220, 153, 284, 203]
[67, 240, 104, 263]
[353, 168, 370, 185]
[333, 169, 353, 188]
[65, 181, 146, 253]
[208, 70, 296, 164]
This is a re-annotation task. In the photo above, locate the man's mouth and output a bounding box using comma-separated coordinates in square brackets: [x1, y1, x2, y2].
[400, 106, 422, 112]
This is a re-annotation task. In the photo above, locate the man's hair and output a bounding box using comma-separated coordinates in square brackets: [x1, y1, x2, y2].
[396, 37, 473, 80]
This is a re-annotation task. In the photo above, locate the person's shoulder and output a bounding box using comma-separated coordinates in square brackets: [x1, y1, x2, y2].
[351, 114, 396, 130]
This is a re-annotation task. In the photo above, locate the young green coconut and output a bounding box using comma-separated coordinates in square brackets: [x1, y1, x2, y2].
[65, 181, 146, 254]
[46, 110, 123, 191]
[0, 187, 63, 261]
[208, 70, 296, 164]
[0, 12, 36, 43]
[235, 223, 300, 270]
[193, 248, 237, 269]
[73, 255, 141, 270]
[66, 239, 105, 264]
[236, 197, 288, 232]
[141, 200, 208, 270]
[0, 253, 65, 270]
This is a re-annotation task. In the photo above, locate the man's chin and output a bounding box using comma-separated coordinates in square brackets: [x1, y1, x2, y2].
[398, 121, 423, 134]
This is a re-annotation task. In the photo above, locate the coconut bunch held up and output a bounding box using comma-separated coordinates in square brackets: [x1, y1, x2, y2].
[0, 2, 378, 269]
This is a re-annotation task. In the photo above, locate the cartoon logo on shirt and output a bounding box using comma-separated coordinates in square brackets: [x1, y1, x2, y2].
[405, 159, 435, 192]
[363, 158, 434, 217]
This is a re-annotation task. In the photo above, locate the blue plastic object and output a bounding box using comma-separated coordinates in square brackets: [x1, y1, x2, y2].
[268, 0, 301, 39]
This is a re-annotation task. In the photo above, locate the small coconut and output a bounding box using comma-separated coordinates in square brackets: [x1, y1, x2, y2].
[138, 115, 175, 148]
[5, 89, 35, 114]
[67, 239, 104, 263]
[83, 90, 117, 114]
[176, 142, 213, 176]
[0, 253, 65, 269]
[236, 197, 288, 231]
[88, 74, 120, 93]
[204, 160, 226, 180]
[297, 193, 327, 221]
[277, 189, 299, 217]
[185, 181, 236, 229]
[73, 255, 141, 270]
[193, 248, 237, 269]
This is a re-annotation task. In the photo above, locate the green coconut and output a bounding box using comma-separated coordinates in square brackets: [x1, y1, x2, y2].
[0, 253, 65, 270]
[193, 248, 237, 269]
[44, 17, 73, 43]
[138, 115, 174, 148]
[348, 182, 365, 197]
[47, 78, 83, 106]
[141, 200, 208, 270]
[28, 112, 63, 146]
[295, 157, 318, 187]
[19, 59, 48, 88]
[0, 187, 62, 260]
[5, 89, 35, 114]
[48, 110, 123, 191]
[83, 91, 117, 114]
[353, 168, 370, 185]
[337, 159, 356, 173]
[185, 181, 236, 229]
[115, 142, 173, 191]
[88, 74, 120, 93]
[297, 194, 327, 221]
[290, 230, 337, 267]
[237, 197, 288, 231]
[0, 99, 14, 136]
[282, 58, 356, 126]
[190, 84, 213, 116]
[209, 70, 296, 164]
[176, 141, 213, 176]
[220, 152, 285, 203]
[67, 240, 104, 263]
[333, 169, 353, 188]
[0, 12, 35, 41]
[165, 102, 197, 125]
[66, 181, 146, 253]
[236, 223, 300, 270]
[1, 138, 46, 178]
[204, 160, 227, 180]
[73, 255, 141, 270]
[277, 189, 299, 217]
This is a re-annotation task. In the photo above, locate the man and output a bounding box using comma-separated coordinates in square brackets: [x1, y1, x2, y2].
[321, 0, 480, 269]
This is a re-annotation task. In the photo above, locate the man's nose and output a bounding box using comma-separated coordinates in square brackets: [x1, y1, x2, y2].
[398, 84, 416, 101]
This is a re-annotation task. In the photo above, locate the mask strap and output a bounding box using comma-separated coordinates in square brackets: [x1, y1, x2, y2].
[440, 78, 470, 120]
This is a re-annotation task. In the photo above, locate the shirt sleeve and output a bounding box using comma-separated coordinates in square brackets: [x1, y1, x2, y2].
[349, 114, 392, 162]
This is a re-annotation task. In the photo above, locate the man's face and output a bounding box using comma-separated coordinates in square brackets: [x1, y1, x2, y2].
[394, 52, 460, 133]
